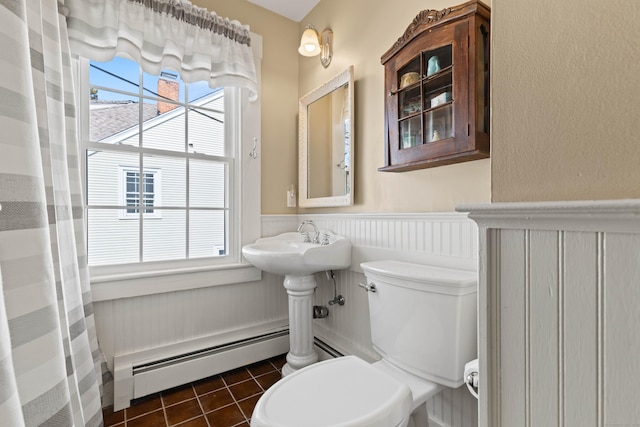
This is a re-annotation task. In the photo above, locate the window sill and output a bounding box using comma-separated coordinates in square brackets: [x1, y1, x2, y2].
[90, 262, 262, 302]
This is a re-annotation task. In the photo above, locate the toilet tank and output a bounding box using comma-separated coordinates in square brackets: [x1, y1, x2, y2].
[361, 260, 477, 388]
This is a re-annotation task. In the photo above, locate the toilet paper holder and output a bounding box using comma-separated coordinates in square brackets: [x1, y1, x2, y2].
[464, 359, 479, 399]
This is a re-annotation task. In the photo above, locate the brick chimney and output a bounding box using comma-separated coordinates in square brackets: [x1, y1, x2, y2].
[157, 77, 179, 114]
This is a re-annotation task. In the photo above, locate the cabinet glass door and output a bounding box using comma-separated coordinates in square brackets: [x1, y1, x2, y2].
[395, 44, 454, 152]
[422, 45, 453, 143]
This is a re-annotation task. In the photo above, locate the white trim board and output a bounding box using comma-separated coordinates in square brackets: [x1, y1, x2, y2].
[458, 199, 640, 232]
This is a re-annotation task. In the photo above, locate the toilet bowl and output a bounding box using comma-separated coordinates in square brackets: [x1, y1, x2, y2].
[252, 356, 421, 427]
[251, 260, 478, 427]
[251, 356, 444, 427]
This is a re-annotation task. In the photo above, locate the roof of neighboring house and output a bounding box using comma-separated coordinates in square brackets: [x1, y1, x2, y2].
[90, 101, 158, 142]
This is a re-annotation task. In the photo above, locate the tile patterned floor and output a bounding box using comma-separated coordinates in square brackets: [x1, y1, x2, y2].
[103, 354, 287, 427]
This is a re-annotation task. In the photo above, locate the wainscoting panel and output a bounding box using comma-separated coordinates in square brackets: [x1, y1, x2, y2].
[563, 231, 599, 426]
[94, 272, 289, 407]
[263, 213, 478, 360]
[462, 200, 640, 427]
[294, 213, 478, 271]
[264, 213, 479, 427]
[95, 212, 479, 424]
[95, 278, 289, 358]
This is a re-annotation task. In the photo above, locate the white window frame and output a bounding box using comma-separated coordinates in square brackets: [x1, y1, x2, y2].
[118, 166, 162, 219]
[74, 34, 263, 301]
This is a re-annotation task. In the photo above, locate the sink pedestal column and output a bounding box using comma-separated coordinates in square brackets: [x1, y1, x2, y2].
[281, 274, 318, 376]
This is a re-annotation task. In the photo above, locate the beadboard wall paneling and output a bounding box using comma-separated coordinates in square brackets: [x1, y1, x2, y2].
[264, 213, 478, 272]
[95, 212, 479, 425]
[461, 200, 640, 427]
[264, 213, 479, 427]
[94, 274, 289, 378]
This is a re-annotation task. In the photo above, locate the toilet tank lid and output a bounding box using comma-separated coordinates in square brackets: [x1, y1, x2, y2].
[361, 260, 477, 292]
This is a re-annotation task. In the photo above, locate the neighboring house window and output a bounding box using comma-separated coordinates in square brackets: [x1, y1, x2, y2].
[119, 167, 161, 218]
[76, 54, 259, 273]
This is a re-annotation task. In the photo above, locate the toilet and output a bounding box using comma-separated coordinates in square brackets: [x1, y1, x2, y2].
[251, 260, 477, 427]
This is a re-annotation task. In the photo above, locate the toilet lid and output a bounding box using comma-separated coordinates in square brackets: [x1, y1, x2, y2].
[251, 356, 412, 427]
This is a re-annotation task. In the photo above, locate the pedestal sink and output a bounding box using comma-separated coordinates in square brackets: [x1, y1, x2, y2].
[242, 230, 351, 376]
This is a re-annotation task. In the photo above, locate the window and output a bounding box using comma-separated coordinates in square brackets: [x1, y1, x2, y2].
[119, 167, 161, 218]
[76, 51, 261, 281]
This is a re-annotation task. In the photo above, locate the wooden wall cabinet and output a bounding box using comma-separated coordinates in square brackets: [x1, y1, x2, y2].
[380, 0, 490, 172]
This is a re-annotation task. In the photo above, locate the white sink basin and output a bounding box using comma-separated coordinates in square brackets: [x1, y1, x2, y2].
[242, 231, 351, 276]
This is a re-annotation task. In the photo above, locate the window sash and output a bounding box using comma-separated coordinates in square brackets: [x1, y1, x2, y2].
[79, 56, 238, 268]
[71, 33, 262, 301]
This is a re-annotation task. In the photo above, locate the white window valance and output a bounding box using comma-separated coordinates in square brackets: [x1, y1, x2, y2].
[64, 0, 258, 100]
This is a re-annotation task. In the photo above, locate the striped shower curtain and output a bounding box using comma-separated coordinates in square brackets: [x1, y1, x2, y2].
[0, 0, 105, 425]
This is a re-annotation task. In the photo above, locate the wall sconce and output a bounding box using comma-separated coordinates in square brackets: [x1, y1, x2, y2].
[298, 24, 333, 68]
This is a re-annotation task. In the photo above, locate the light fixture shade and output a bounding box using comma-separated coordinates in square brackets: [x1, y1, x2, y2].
[298, 26, 320, 57]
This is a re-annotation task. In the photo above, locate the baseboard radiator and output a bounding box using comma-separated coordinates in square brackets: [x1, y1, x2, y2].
[113, 326, 290, 411]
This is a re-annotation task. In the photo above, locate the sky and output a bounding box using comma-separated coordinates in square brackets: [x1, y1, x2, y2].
[89, 55, 215, 104]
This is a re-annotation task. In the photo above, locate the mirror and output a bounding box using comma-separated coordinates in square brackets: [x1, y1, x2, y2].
[299, 66, 354, 207]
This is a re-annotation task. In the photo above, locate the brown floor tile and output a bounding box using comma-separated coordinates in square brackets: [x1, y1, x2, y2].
[104, 355, 291, 427]
[162, 384, 196, 407]
[228, 379, 262, 401]
[127, 409, 167, 427]
[102, 405, 125, 426]
[206, 403, 246, 427]
[199, 388, 235, 413]
[174, 416, 209, 427]
[246, 360, 276, 377]
[268, 354, 287, 371]
[193, 375, 225, 395]
[221, 367, 251, 385]
[237, 394, 262, 420]
[255, 371, 281, 391]
[126, 394, 163, 420]
[165, 398, 203, 426]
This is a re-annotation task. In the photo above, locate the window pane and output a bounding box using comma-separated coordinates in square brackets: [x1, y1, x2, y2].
[143, 70, 186, 103]
[143, 209, 186, 262]
[188, 81, 217, 103]
[87, 150, 139, 206]
[189, 210, 226, 258]
[89, 89, 149, 145]
[88, 209, 139, 266]
[188, 105, 225, 157]
[125, 171, 140, 213]
[143, 173, 155, 207]
[90, 56, 140, 95]
[142, 99, 186, 152]
[143, 155, 184, 207]
[189, 159, 226, 208]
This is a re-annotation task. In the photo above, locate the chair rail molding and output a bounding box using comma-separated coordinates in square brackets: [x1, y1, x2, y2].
[458, 199, 640, 427]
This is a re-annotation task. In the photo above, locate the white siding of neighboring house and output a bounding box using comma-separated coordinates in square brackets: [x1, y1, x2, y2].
[88, 95, 226, 266]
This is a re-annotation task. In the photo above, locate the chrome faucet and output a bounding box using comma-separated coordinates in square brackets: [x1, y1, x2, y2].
[297, 220, 319, 243]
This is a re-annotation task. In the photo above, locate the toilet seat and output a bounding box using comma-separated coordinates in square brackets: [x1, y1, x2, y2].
[251, 356, 412, 427]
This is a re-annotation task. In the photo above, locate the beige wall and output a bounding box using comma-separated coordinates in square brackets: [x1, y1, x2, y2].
[298, 0, 491, 213]
[193, 0, 300, 214]
[193, 0, 640, 211]
[195, 0, 491, 214]
[491, 0, 640, 202]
